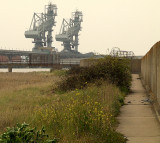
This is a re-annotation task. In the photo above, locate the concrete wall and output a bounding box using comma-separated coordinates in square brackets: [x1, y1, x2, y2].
[141, 41, 160, 105]
[80, 58, 141, 74]
[80, 59, 98, 67]
[130, 59, 141, 74]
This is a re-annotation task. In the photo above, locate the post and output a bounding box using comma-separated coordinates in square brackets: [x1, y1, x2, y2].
[8, 66, 12, 72]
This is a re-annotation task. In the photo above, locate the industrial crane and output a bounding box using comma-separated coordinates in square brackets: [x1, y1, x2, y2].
[25, 3, 57, 53]
[55, 10, 83, 52]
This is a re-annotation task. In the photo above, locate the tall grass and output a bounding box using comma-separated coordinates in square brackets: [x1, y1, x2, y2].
[0, 72, 60, 133]
[35, 81, 126, 143]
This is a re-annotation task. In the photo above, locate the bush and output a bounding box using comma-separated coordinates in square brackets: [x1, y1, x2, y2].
[0, 123, 57, 143]
[56, 56, 131, 93]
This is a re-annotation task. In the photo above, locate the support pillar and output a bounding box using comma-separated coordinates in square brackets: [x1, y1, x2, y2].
[8, 66, 12, 72]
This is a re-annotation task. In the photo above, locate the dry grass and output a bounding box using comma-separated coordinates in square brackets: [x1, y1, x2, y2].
[0, 71, 61, 133]
[0, 70, 126, 142]
[34, 81, 126, 143]
[0, 72, 59, 91]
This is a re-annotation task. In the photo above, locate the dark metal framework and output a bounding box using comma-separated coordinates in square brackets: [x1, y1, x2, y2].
[55, 10, 83, 52]
[25, 3, 57, 52]
[0, 49, 81, 69]
[0, 49, 59, 67]
[110, 47, 135, 58]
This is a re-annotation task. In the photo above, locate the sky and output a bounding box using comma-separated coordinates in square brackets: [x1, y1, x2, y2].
[0, 0, 160, 56]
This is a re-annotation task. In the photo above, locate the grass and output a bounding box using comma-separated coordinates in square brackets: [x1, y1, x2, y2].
[0, 66, 129, 142]
[0, 71, 61, 134]
[34, 81, 126, 143]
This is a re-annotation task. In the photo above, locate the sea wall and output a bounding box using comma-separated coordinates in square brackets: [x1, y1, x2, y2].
[141, 41, 160, 105]
[80, 58, 141, 74]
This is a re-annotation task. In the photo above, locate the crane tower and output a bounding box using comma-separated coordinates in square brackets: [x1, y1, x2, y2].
[25, 3, 57, 52]
[56, 10, 83, 52]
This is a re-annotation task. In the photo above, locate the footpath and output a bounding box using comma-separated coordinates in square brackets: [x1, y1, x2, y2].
[117, 74, 160, 143]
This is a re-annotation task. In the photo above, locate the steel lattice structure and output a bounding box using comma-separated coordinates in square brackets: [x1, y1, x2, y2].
[25, 3, 57, 53]
[56, 10, 83, 52]
[110, 47, 135, 58]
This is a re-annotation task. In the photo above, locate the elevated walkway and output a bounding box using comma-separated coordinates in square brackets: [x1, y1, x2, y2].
[117, 74, 160, 143]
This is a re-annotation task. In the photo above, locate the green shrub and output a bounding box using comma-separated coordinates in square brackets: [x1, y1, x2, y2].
[56, 56, 131, 93]
[0, 123, 57, 143]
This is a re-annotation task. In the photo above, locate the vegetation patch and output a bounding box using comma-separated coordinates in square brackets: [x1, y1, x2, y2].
[0, 72, 59, 134]
[35, 82, 127, 143]
[0, 123, 57, 143]
[0, 56, 131, 142]
[56, 56, 131, 93]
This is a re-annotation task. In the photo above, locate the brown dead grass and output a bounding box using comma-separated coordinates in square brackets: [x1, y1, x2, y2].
[0, 72, 59, 91]
[0, 72, 61, 133]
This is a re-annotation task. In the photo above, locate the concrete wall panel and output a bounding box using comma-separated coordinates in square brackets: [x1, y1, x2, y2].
[130, 59, 141, 74]
[80, 58, 141, 74]
[141, 41, 160, 106]
[156, 42, 160, 104]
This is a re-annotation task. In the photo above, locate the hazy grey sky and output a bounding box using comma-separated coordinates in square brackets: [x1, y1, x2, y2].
[0, 0, 160, 55]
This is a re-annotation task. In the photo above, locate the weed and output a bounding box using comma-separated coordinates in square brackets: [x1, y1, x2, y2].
[0, 123, 57, 143]
[35, 82, 127, 143]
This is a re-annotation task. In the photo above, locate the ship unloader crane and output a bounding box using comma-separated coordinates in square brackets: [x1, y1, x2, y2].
[55, 10, 83, 53]
[25, 3, 57, 53]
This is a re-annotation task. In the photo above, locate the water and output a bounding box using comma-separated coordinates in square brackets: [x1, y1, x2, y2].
[0, 68, 50, 73]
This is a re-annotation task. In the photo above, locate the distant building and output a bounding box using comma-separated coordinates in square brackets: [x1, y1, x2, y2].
[0, 56, 21, 62]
